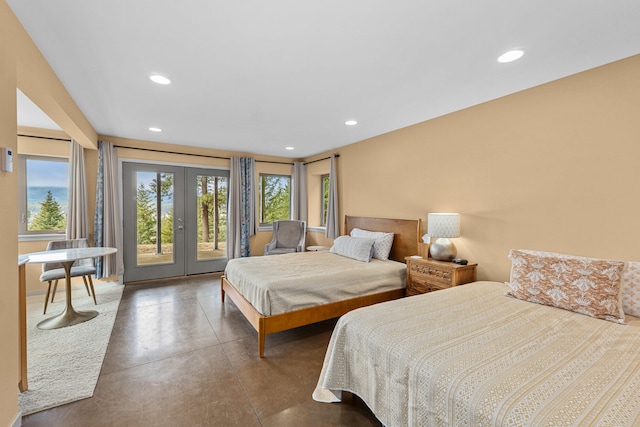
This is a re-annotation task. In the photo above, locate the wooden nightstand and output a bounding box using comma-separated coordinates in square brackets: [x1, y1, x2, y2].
[405, 257, 477, 296]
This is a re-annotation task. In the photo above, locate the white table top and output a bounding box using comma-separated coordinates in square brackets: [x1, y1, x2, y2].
[23, 247, 117, 264]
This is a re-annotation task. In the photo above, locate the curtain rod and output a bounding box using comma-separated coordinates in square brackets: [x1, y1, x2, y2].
[112, 145, 292, 165]
[303, 154, 339, 165]
[17, 136, 339, 165]
[17, 134, 72, 142]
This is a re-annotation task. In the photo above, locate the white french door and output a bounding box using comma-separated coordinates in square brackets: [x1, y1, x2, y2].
[122, 162, 229, 282]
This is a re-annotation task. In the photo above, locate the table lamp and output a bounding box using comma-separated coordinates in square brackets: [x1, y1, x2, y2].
[427, 213, 460, 261]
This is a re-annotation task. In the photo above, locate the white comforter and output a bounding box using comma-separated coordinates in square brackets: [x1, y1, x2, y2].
[223, 251, 406, 316]
[314, 281, 640, 426]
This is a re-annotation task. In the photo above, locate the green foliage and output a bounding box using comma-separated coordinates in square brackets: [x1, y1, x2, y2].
[136, 173, 228, 248]
[136, 183, 157, 244]
[197, 176, 227, 245]
[161, 208, 174, 244]
[321, 174, 330, 226]
[260, 174, 291, 224]
[29, 190, 66, 230]
[149, 173, 173, 197]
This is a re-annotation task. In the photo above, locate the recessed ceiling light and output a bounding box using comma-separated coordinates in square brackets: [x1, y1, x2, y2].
[149, 127, 162, 132]
[497, 50, 524, 63]
[149, 74, 171, 85]
[285, 146, 295, 150]
[345, 120, 358, 126]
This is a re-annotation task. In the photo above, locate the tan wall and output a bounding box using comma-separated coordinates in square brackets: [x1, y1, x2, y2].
[0, 2, 19, 423]
[332, 55, 640, 281]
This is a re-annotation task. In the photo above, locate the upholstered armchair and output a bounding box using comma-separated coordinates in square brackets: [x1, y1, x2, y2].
[264, 220, 307, 255]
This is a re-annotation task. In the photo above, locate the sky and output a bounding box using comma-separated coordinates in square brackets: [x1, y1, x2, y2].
[26, 158, 68, 187]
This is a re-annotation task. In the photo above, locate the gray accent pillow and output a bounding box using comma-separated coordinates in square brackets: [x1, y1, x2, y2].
[350, 228, 394, 260]
[330, 236, 376, 262]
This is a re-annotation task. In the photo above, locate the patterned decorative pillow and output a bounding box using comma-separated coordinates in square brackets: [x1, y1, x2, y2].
[506, 249, 626, 323]
[350, 228, 394, 260]
[330, 236, 376, 262]
[621, 261, 640, 317]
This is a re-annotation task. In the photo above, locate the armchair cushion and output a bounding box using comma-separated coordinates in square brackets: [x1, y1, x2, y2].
[40, 238, 96, 279]
[40, 265, 97, 282]
[265, 220, 307, 255]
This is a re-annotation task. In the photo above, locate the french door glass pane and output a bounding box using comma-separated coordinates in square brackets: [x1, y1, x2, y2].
[136, 171, 175, 266]
[195, 174, 228, 261]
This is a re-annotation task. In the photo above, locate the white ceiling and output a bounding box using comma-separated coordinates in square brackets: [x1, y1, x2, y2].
[9, 0, 640, 158]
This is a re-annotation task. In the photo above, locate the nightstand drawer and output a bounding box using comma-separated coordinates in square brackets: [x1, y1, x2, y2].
[405, 257, 477, 296]
[408, 263, 453, 287]
[406, 277, 448, 295]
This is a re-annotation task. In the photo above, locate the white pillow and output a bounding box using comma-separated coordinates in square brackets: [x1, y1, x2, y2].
[330, 236, 376, 262]
[350, 228, 394, 260]
[621, 261, 640, 317]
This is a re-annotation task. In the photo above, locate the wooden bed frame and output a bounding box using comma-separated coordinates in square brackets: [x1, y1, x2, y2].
[221, 215, 422, 357]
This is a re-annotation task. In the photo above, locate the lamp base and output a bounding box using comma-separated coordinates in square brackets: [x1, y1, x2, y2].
[429, 238, 457, 261]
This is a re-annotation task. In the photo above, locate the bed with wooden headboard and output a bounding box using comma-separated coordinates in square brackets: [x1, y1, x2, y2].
[220, 215, 422, 357]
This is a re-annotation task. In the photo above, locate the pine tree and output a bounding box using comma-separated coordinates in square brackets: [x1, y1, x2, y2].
[136, 183, 157, 244]
[29, 190, 66, 230]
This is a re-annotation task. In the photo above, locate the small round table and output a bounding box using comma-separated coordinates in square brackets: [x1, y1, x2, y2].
[306, 245, 329, 252]
[25, 247, 117, 330]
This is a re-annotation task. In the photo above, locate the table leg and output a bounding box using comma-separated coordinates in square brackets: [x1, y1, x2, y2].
[18, 262, 27, 392]
[37, 261, 99, 330]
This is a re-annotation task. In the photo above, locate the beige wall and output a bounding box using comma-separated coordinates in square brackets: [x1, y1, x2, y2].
[0, 2, 19, 423]
[332, 55, 640, 281]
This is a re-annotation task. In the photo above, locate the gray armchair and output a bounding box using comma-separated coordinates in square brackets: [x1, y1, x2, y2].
[40, 238, 97, 314]
[264, 220, 307, 255]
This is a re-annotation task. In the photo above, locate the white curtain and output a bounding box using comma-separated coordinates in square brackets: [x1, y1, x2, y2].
[94, 141, 124, 278]
[227, 157, 256, 259]
[292, 161, 307, 222]
[325, 154, 339, 238]
[66, 140, 88, 239]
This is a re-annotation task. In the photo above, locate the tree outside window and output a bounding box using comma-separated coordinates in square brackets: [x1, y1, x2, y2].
[321, 174, 330, 227]
[260, 174, 291, 225]
[18, 155, 68, 234]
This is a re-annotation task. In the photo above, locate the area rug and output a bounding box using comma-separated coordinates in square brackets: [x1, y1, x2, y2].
[18, 280, 124, 415]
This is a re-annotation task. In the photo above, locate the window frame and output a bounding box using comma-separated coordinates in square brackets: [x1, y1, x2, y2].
[18, 154, 69, 236]
[258, 172, 292, 226]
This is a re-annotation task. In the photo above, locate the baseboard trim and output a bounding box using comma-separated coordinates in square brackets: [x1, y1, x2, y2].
[11, 411, 22, 427]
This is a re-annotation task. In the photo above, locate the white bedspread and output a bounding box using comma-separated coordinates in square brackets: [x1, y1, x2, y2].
[223, 251, 406, 316]
[313, 281, 640, 426]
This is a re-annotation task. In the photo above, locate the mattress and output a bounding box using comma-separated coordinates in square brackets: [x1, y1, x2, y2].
[223, 251, 406, 316]
[313, 281, 640, 426]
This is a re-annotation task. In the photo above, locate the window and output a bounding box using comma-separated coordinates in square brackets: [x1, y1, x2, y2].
[321, 174, 330, 227]
[259, 173, 291, 225]
[18, 155, 68, 234]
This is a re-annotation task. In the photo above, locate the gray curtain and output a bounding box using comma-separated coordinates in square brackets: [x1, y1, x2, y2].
[227, 157, 256, 259]
[292, 161, 307, 222]
[93, 141, 124, 278]
[66, 140, 88, 239]
[325, 154, 339, 238]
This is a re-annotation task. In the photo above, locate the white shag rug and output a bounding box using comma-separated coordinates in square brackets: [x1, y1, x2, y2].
[18, 280, 124, 416]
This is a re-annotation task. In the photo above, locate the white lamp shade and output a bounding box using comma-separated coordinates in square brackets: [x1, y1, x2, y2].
[427, 213, 460, 238]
